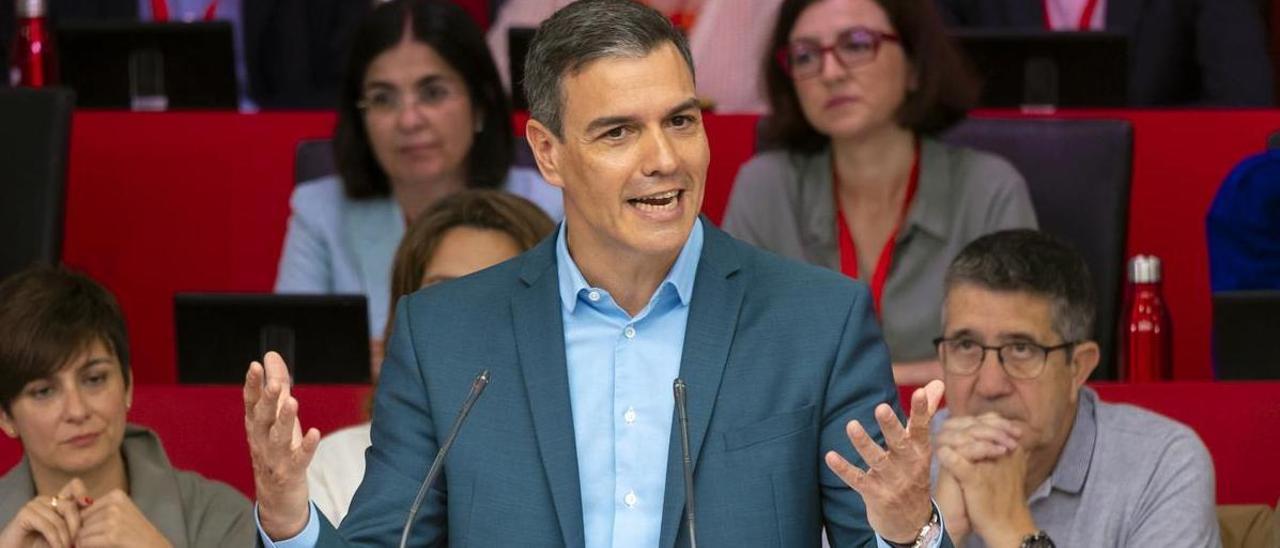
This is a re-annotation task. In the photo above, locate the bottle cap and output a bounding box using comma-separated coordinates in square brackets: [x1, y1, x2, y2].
[17, 0, 46, 17]
[1128, 255, 1162, 284]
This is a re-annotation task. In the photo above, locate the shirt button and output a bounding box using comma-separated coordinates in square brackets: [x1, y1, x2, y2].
[623, 490, 638, 508]
[587, 291, 601, 302]
[624, 326, 636, 339]
[624, 407, 637, 424]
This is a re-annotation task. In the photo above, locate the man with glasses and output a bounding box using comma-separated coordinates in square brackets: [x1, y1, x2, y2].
[928, 229, 1219, 547]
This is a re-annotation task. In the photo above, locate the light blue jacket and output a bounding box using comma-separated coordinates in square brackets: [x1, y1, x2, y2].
[273, 168, 562, 336]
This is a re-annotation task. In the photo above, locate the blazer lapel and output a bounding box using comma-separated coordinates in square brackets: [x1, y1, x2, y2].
[658, 224, 746, 548]
[511, 237, 586, 548]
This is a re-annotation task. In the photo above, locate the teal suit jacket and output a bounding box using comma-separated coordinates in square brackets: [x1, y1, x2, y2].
[318, 222, 937, 547]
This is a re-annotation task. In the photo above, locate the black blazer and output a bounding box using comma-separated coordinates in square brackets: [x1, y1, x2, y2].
[935, 0, 1276, 106]
[242, 0, 370, 109]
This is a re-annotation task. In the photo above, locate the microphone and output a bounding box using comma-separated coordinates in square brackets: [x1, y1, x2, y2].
[673, 378, 698, 548]
[399, 369, 490, 548]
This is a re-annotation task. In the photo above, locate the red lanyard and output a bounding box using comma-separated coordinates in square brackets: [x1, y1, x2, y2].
[150, 0, 220, 21]
[1041, 0, 1101, 30]
[833, 139, 921, 314]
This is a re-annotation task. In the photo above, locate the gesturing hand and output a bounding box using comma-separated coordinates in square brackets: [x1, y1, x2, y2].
[825, 380, 945, 544]
[244, 351, 321, 540]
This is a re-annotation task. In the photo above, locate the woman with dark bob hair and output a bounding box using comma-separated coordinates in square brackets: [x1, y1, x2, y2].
[0, 266, 254, 547]
[275, 0, 562, 347]
[304, 190, 555, 526]
[722, 0, 1037, 384]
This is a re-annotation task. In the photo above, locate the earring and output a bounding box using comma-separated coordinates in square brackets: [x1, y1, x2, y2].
[475, 114, 484, 134]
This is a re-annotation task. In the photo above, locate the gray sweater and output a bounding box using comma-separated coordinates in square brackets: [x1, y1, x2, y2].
[722, 140, 1037, 362]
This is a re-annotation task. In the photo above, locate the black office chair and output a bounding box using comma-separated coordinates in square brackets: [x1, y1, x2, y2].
[294, 138, 337, 186]
[0, 87, 75, 282]
[943, 117, 1134, 380]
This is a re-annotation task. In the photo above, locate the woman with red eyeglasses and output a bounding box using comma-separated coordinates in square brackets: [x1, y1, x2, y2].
[723, 0, 1037, 385]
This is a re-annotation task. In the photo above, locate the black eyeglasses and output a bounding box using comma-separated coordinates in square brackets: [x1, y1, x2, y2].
[932, 337, 1077, 380]
[776, 26, 901, 80]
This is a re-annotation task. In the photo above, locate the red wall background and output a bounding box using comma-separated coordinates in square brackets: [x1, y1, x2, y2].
[59, 110, 1280, 383]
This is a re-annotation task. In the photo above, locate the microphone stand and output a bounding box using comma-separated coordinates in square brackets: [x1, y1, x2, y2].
[674, 378, 697, 548]
[399, 370, 490, 548]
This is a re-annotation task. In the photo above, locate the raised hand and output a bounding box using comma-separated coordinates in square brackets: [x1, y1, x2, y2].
[0, 479, 89, 548]
[244, 351, 321, 540]
[75, 490, 170, 548]
[825, 380, 945, 544]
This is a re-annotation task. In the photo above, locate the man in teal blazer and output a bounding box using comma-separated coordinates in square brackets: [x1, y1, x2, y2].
[245, 1, 964, 546]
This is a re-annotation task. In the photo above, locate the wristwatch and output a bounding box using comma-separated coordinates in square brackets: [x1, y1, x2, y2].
[883, 504, 942, 548]
[1020, 530, 1056, 548]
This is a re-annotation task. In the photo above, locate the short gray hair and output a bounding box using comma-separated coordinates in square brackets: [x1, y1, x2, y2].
[944, 229, 1096, 343]
[522, 0, 695, 138]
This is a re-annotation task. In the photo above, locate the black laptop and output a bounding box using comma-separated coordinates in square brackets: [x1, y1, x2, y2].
[56, 21, 237, 109]
[1212, 290, 1280, 380]
[174, 293, 371, 384]
[952, 30, 1128, 109]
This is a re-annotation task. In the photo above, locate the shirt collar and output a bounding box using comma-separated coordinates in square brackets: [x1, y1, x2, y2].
[1044, 386, 1099, 496]
[555, 218, 704, 313]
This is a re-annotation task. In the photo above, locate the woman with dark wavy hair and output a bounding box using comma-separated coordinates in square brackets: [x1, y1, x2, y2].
[723, 0, 1037, 385]
[275, 0, 562, 348]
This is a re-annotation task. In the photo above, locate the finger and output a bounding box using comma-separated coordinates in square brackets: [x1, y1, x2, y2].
[874, 404, 907, 451]
[300, 427, 321, 460]
[25, 504, 71, 548]
[936, 446, 976, 479]
[48, 497, 81, 540]
[264, 351, 292, 401]
[844, 420, 888, 470]
[57, 478, 88, 500]
[271, 395, 301, 450]
[973, 412, 1023, 439]
[824, 450, 869, 493]
[949, 439, 1011, 461]
[923, 380, 945, 415]
[78, 489, 125, 521]
[906, 384, 936, 442]
[937, 423, 1019, 451]
[244, 360, 264, 417]
[251, 371, 284, 441]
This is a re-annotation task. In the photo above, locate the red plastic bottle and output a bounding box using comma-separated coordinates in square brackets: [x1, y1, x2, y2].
[9, 0, 57, 87]
[1121, 255, 1172, 381]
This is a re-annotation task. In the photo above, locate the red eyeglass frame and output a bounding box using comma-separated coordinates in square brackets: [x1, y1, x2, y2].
[775, 27, 902, 79]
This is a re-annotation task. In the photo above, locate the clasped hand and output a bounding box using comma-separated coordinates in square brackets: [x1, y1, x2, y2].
[934, 412, 1037, 546]
[0, 478, 172, 548]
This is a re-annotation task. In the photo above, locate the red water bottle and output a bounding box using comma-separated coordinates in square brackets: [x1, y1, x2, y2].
[1121, 255, 1172, 381]
[9, 0, 57, 87]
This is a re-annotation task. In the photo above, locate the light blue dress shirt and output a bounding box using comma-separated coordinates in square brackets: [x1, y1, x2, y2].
[557, 219, 702, 548]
